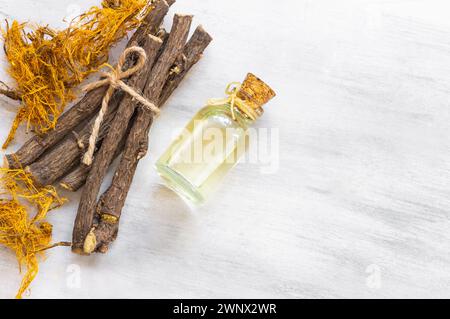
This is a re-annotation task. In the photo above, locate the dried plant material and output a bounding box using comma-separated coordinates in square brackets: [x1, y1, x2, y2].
[0, 166, 65, 298]
[0, 1, 169, 298]
[0, 0, 153, 148]
[3, 0, 173, 170]
[72, 15, 210, 255]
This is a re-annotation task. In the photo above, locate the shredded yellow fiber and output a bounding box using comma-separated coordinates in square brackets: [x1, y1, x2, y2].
[0, 166, 65, 298]
[0, 0, 154, 298]
[0, 0, 153, 148]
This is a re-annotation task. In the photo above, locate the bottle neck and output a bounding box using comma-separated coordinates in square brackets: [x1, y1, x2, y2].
[205, 93, 263, 125]
[230, 102, 261, 126]
[230, 97, 264, 123]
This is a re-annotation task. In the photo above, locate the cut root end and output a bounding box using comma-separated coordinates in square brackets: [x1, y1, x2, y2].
[83, 228, 97, 254]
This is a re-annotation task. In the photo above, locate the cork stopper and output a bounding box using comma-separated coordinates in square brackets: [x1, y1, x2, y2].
[237, 73, 276, 110]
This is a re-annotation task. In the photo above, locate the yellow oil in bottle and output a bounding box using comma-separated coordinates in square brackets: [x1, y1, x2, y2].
[156, 73, 275, 205]
[156, 103, 251, 204]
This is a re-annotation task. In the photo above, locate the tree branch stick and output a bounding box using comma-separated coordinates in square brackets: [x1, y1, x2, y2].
[159, 25, 212, 105]
[0, 81, 21, 100]
[59, 134, 127, 192]
[72, 14, 193, 255]
[89, 26, 211, 255]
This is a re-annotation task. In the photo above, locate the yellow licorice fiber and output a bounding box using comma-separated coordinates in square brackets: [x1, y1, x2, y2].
[0, 167, 65, 298]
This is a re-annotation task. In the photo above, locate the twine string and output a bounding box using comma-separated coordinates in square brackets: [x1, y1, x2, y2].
[82, 46, 160, 166]
[207, 82, 259, 121]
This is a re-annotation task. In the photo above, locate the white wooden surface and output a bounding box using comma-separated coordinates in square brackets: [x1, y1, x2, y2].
[0, 0, 449, 299]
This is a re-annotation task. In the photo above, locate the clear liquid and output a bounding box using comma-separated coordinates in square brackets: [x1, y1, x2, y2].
[156, 103, 252, 204]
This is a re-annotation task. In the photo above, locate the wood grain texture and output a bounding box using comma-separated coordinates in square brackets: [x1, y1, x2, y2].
[81, 14, 193, 254]
[26, 31, 167, 187]
[59, 135, 128, 192]
[92, 19, 206, 254]
[0, 0, 449, 298]
[26, 92, 121, 187]
[72, 35, 164, 254]
[72, 13, 195, 254]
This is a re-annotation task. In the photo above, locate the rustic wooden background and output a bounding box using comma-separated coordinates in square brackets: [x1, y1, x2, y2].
[0, 0, 449, 298]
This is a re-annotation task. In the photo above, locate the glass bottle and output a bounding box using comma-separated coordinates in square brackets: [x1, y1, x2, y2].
[156, 73, 276, 204]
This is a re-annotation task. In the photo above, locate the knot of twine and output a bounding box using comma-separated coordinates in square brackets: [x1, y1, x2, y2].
[207, 82, 259, 121]
[82, 46, 160, 166]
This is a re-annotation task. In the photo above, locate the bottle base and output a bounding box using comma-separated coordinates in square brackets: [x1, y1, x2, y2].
[155, 163, 205, 205]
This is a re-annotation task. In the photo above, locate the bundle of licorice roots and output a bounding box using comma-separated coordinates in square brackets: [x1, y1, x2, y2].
[0, 0, 211, 297]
